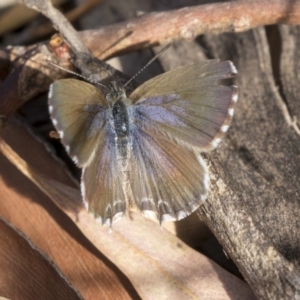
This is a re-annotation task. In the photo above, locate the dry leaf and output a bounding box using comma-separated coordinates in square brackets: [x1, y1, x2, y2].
[0, 118, 256, 299]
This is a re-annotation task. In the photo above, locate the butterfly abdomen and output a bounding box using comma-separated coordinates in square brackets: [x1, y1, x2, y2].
[111, 98, 134, 210]
[112, 99, 130, 159]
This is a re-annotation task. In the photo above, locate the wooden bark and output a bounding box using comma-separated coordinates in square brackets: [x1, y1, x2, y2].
[198, 26, 300, 299]
[151, 26, 300, 298]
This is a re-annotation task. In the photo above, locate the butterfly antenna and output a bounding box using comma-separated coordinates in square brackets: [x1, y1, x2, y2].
[98, 31, 133, 58]
[46, 59, 109, 91]
[122, 43, 171, 89]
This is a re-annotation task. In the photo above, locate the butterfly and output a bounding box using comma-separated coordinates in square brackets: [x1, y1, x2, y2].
[48, 60, 238, 226]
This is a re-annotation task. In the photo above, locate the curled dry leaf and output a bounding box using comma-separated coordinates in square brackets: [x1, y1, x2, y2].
[0, 217, 83, 300]
[0, 119, 256, 299]
[0, 119, 137, 300]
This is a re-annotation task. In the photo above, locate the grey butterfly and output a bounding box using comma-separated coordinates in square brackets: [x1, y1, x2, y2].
[48, 60, 238, 226]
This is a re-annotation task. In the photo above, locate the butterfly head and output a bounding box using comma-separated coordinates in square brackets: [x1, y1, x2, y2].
[106, 81, 127, 107]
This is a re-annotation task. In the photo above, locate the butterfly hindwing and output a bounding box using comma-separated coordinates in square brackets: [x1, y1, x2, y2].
[129, 125, 209, 221]
[81, 132, 127, 225]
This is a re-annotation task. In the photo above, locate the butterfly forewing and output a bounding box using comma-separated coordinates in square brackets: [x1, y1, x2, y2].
[130, 60, 238, 151]
[49, 79, 108, 166]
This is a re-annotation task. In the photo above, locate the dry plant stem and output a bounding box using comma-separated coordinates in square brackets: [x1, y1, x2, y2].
[0, 0, 136, 121]
[81, 0, 300, 59]
[32, 0, 104, 40]
[18, 0, 90, 59]
[17, 0, 133, 88]
[0, 0, 66, 36]
[1, 0, 299, 119]
[0, 44, 56, 119]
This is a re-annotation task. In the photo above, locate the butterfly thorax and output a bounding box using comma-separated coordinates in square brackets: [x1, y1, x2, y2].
[106, 81, 128, 106]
